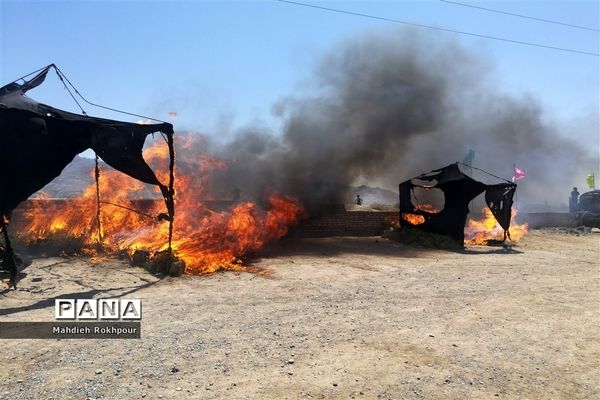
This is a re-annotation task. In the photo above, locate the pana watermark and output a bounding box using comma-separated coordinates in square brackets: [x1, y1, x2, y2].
[55, 299, 142, 320]
[0, 299, 142, 339]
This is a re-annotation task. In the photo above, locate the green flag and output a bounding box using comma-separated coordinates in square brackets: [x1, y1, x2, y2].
[462, 149, 475, 167]
[586, 173, 595, 189]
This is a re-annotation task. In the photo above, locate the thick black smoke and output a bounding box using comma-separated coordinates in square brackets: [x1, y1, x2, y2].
[204, 29, 596, 211]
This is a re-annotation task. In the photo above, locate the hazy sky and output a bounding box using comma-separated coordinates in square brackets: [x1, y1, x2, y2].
[1, 1, 598, 143]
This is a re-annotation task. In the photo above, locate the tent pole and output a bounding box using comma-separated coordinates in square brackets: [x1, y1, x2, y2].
[167, 133, 175, 253]
[513, 162, 518, 210]
[0, 216, 17, 288]
[94, 154, 103, 242]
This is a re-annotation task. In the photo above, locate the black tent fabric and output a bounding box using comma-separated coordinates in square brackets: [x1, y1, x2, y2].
[0, 65, 174, 216]
[399, 163, 516, 245]
[484, 183, 517, 239]
[0, 65, 174, 285]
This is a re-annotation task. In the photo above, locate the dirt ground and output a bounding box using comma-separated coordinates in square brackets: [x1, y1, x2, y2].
[0, 229, 598, 400]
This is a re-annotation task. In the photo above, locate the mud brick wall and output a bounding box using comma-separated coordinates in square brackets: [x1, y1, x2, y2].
[290, 205, 398, 237]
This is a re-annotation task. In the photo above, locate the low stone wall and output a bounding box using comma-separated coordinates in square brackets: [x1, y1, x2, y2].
[519, 212, 576, 228]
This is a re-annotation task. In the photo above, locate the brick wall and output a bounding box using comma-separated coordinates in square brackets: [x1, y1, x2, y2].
[289, 205, 398, 237]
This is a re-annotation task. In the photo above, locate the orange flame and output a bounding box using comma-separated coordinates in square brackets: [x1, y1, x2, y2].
[20, 137, 306, 274]
[402, 213, 425, 225]
[401, 203, 438, 225]
[464, 207, 528, 245]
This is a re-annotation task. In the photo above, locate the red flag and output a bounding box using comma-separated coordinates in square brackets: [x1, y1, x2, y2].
[512, 165, 526, 182]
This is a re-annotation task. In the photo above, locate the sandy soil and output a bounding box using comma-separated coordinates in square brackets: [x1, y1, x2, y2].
[0, 229, 598, 400]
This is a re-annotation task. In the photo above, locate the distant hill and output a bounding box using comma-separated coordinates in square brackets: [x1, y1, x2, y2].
[34, 156, 162, 199]
[34, 156, 95, 198]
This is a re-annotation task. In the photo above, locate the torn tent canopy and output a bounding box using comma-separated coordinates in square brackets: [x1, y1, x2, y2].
[399, 163, 516, 245]
[0, 64, 174, 217]
[484, 183, 516, 239]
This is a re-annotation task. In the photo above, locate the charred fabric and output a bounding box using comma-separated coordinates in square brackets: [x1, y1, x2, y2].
[399, 163, 516, 245]
[0, 65, 175, 287]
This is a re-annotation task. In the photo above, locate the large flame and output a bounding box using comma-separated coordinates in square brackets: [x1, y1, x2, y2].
[20, 136, 305, 274]
[464, 207, 528, 245]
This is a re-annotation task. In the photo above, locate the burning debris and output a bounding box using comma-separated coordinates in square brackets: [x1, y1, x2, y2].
[399, 163, 521, 246]
[465, 207, 528, 245]
[130, 249, 184, 277]
[402, 203, 438, 225]
[13, 137, 306, 275]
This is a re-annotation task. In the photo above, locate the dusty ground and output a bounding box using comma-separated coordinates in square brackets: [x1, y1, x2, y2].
[0, 229, 598, 400]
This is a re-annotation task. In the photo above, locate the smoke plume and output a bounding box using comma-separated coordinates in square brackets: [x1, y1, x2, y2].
[199, 28, 597, 211]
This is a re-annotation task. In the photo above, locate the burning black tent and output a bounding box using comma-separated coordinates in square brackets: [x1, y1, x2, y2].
[0, 64, 175, 286]
[399, 163, 516, 245]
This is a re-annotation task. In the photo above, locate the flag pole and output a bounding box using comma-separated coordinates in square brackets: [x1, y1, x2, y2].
[513, 162, 518, 210]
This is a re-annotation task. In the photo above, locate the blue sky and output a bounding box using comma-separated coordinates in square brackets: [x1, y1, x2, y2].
[1, 0, 598, 143]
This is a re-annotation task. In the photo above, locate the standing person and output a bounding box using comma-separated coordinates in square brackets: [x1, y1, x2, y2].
[231, 186, 240, 203]
[355, 195, 363, 206]
[569, 187, 580, 213]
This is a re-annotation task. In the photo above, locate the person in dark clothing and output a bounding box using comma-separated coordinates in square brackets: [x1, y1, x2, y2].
[569, 187, 580, 213]
[355, 195, 363, 205]
[231, 186, 240, 203]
